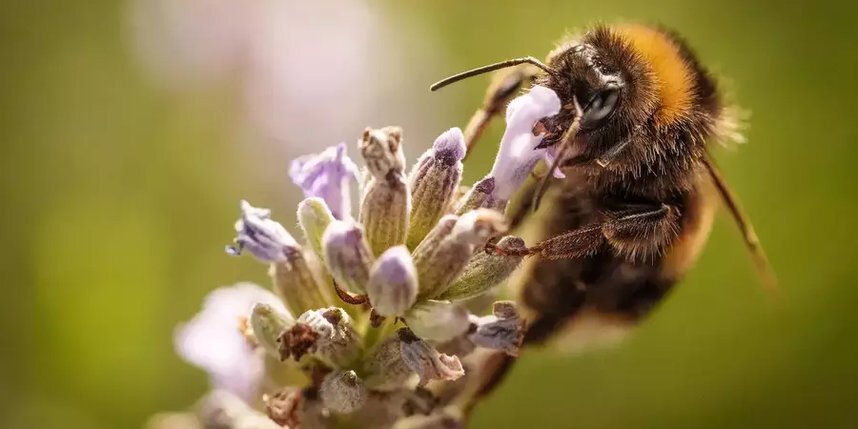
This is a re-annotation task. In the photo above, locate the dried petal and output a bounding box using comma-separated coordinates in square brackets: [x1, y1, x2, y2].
[406, 128, 466, 248]
[469, 301, 525, 356]
[454, 177, 497, 214]
[436, 236, 526, 301]
[226, 200, 300, 263]
[367, 246, 418, 317]
[322, 220, 374, 294]
[415, 209, 507, 299]
[405, 301, 470, 343]
[281, 307, 361, 367]
[289, 143, 360, 220]
[269, 250, 333, 317]
[264, 389, 302, 428]
[175, 283, 285, 402]
[359, 127, 411, 255]
[398, 328, 464, 386]
[297, 197, 335, 261]
[249, 303, 294, 358]
[320, 370, 367, 414]
[488, 85, 561, 202]
[362, 336, 413, 391]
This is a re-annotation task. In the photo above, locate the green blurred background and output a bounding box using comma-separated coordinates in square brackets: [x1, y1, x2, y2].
[2, 0, 857, 427]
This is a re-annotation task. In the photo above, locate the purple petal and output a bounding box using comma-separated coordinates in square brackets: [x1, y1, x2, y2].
[227, 200, 299, 263]
[431, 127, 466, 166]
[289, 143, 360, 220]
[488, 85, 561, 201]
[174, 283, 286, 402]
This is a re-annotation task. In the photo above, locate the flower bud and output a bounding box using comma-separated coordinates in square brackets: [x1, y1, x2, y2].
[366, 246, 418, 317]
[269, 250, 332, 318]
[280, 307, 361, 367]
[398, 328, 464, 387]
[226, 200, 300, 263]
[406, 128, 466, 248]
[468, 301, 524, 356]
[405, 301, 470, 343]
[319, 370, 367, 414]
[415, 209, 507, 299]
[359, 127, 411, 256]
[411, 214, 457, 262]
[454, 177, 497, 215]
[362, 336, 413, 391]
[249, 303, 294, 358]
[322, 220, 374, 294]
[297, 197, 334, 261]
[436, 236, 526, 301]
[289, 143, 360, 220]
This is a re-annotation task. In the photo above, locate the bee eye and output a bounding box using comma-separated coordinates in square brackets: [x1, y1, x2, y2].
[582, 85, 619, 125]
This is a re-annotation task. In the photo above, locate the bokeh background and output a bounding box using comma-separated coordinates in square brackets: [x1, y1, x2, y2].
[2, 0, 857, 427]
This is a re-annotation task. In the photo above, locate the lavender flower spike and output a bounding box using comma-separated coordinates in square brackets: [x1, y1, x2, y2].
[367, 246, 418, 317]
[174, 283, 286, 402]
[289, 142, 360, 220]
[406, 128, 466, 248]
[488, 85, 561, 202]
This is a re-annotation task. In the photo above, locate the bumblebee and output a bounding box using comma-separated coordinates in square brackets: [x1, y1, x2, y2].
[431, 23, 775, 347]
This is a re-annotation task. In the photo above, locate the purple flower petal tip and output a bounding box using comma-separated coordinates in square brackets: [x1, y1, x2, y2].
[288, 143, 360, 219]
[431, 127, 466, 165]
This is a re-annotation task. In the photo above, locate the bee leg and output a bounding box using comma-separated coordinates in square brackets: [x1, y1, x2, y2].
[485, 224, 605, 258]
[491, 203, 679, 260]
[602, 203, 681, 261]
[463, 65, 540, 158]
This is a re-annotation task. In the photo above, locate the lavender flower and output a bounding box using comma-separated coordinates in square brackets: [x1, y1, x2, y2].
[289, 143, 360, 220]
[174, 283, 286, 402]
[486, 85, 561, 202]
[227, 200, 300, 263]
[168, 91, 568, 426]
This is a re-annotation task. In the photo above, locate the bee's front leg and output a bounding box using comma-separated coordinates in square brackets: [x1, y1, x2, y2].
[487, 203, 680, 261]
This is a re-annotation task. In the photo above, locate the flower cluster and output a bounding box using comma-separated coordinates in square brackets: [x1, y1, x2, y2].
[164, 86, 561, 429]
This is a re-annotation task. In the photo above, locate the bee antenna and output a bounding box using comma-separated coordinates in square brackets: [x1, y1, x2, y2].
[430, 56, 554, 91]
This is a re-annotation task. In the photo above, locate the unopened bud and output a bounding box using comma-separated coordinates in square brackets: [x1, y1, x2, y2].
[405, 301, 470, 343]
[362, 336, 413, 391]
[359, 127, 411, 256]
[468, 301, 524, 356]
[398, 328, 465, 386]
[319, 370, 367, 414]
[297, 197, 334, 261]
[436, 236, 526, 301]
[367, 246, 418, 317]
[406, 128, 465, 248]
[322, 220, 373, 294]
[454, 177, 497, 214]
[249, 303, 294, 358]
[269, 250, 332, 318]
[415, 209, 507, 299]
